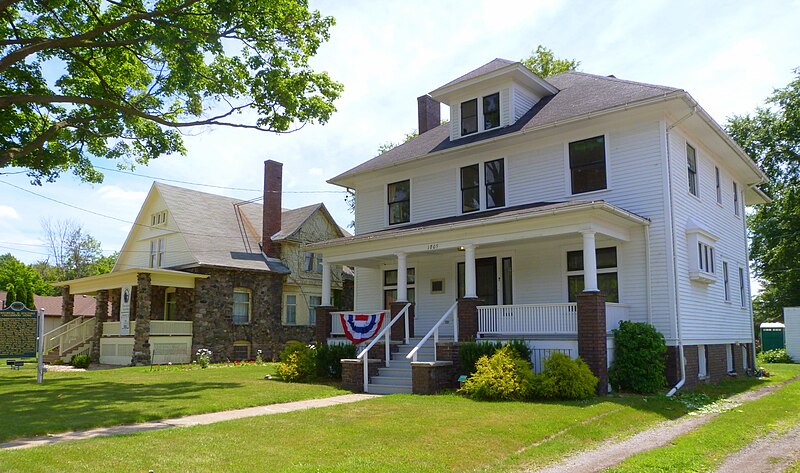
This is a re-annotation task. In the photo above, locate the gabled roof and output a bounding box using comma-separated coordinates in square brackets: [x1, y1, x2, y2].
[330, 70, 682, 185]
[434, 58, 518, 91]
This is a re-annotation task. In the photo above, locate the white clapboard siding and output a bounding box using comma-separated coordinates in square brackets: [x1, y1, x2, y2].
[513, 86, 538, 122]
[354, 185, 384, 235]
[785, 308, 800, 362]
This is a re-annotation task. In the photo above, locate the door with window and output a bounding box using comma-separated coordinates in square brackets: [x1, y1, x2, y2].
[458, 257, 511, 305]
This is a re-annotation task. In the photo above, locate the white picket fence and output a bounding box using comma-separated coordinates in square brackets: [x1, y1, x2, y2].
[477, 303, 630, 336]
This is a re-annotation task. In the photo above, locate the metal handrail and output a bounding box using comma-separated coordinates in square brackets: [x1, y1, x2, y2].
[406, 301, 458, 362]
[355, 303, 411, 393]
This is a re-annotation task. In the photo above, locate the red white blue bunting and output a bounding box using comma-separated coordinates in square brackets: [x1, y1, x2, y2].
[340, 312, 386, 344]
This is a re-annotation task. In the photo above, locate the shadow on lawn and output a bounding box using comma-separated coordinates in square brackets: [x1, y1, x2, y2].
[0, 377, 242, 442]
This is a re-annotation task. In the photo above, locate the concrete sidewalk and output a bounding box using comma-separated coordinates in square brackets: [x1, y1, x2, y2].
[1, 393, 377, 451]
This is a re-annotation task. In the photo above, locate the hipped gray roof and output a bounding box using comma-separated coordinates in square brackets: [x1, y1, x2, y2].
[331, 67, 680, 183]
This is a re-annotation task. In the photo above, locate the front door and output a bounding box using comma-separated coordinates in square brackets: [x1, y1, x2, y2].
[458, 257, 498, 305]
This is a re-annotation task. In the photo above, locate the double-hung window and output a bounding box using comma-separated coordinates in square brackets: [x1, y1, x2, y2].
[569, 136, 607, 194]
[687, 144, 698, 197]
[149, 238, 165, 268]
[483, 93, 500, 130]
[461, 159, 505, 213]
[461, 99, 478, 136]
[739, 267, 747, 308]
[460, 164, 480, 213]
[485, 158, 505, 208]
[285, 294, 297, 325]
[733, 182, 740, 216]
[723, 261, 730, 302]
[566, 247, 618, 302]
[698, 242, 715, 274]
[232, 288, 251, 324]
[388, 180, 410, 225]
[715, 166, 722, 204]
[308, 295, 322, 325]
[383, 268, 415, 309]
[164, 288, 177, 321]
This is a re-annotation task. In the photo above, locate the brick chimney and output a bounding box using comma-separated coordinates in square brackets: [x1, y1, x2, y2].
[417, 95, 441, 135]
[262, 160, 283, 258]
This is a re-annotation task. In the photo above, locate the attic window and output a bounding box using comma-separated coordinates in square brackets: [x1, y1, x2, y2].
[461, 99, 478, 136]
[483, 93, 500, 130]
[150, 210, 168, 226]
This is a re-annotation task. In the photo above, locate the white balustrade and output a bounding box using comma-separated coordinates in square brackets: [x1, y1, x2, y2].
[477, 303, 630, 336]
[102, 320, 192, 336]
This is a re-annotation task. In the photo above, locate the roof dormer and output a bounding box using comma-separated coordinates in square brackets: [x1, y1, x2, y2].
[428, 58, 558, 141]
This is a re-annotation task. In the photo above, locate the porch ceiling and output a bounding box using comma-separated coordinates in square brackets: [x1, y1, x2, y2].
[310, 201, 649, 266]
[53, 268, 209, 295]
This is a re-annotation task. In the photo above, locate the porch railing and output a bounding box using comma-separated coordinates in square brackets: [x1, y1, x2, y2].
[407, 301, 458, 362]
[43, 316, 85, 355]
[356, 303, 411, 393]
[477, 303, 630, 336]
[102, 320, 193, 336]
[49, 317, 95, 356]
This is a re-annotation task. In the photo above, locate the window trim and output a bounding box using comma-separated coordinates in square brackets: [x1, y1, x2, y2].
[566, 135, 609, 196]
[383, 267, 416, 309]
[459, 158, 507, 214]
[723, 261, 731, 302]
[460, 98, 478, 136]
[149, 238, 165, 269]
[387, 179, 411, 225]
[460, 164, 480, 213]
[164, 287, 177, 321]
[733, 181, 740, 217]
[150, 210, 168, 227]
[739, 266, 747, 308]
[457, 91, 503, 138]
[698, 344, 709, 379]
[482, 92, 500, 131]
[686, 226, 718, 284]
[308, 295, 322, 325]
[687, 143, 698, 197]
[232, 287, 252, 325]
[233, 340, 251, 361]
[715, 166, 722, 205]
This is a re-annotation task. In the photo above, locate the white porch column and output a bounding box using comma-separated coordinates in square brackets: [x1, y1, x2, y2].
[397, 252, 408, 302]
[464, 244, 477, 298]
[321, 262, 332, 306]
[582, 231, 599, 292]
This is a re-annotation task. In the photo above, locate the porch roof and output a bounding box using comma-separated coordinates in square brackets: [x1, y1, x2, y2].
[307, 200, 649, 264]
[53, 268, 209, 295]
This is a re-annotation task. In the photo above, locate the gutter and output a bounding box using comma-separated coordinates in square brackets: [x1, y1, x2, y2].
[663, 113, 694, 397]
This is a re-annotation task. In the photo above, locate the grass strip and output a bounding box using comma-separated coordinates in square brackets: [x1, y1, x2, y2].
[605, 364, 800, 472]
[0, 363, 346, 442]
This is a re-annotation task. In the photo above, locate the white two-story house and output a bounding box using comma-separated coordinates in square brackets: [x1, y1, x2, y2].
[309, 58, 768, 395]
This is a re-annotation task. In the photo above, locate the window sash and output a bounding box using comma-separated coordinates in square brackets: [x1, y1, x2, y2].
[733, 182, 740, 215]
[485, 159, 505, 209]
[723, 262, 730, 301]
[285, 295, 297, 324]
[567, 273, 619, 303]
[569, 136, 606, 194]
[483, 93, 500, 130]
[165, 290, 177, 321]
[687, 144, 698, 196]
[388, 180, 410, 224]
[460, 164, 480, 213]
[715, 167, 722, 204]
[739, 268, 746, 308]
[566, 247, 617, 272]
[308, 295, 321, 324]
[232, 290, 250, 324]
[304, 252, 314, 272]
[461, 99, 478, 135]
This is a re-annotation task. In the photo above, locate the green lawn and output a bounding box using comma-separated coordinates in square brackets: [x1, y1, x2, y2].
[0, 362, 346, 442]
[604, 363, 800, 473]
[2, 365, 798, 473]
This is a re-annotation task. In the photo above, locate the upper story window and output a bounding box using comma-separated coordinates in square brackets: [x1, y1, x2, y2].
[461, 158, 506, 213]
[149, 238, 165, 268]
[303, 252, 323, 273]
[461, 99, 478, 136]
[233, 288, 251, 324]
[715, 166, 722, 204]
[483, 93, 500, 130]
[569, 136, 606, 194]
[150, 210, 168, 226]
[461, 164, 479, 213]
[698, 242, 715, 274]
[733, 181, 740, 216]
[387, 180, 410, 225]
[686, 223, 718, 284]
[723, 261, 730, 302]
[687, 144, 698, 197]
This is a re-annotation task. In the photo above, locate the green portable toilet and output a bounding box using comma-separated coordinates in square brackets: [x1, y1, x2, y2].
[760, 322, 786, 352]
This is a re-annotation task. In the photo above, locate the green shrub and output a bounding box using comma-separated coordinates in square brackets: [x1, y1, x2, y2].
[459, 340, 531, 376]
[70, 354, 91, 369]
[608, 321, 666, 393]
[530, 353, 597, 400]
[315, 343, 357, 379]
[277, 342, 316, 382]
[757, 348, 793, 364]
[458, 346, 535, 401]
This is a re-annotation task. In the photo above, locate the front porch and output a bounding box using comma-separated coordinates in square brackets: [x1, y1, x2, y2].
[308, 201, 651, 394]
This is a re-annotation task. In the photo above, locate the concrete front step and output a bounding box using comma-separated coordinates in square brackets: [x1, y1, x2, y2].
[367, 383, 413, 395]
[370, 375, 412, 387]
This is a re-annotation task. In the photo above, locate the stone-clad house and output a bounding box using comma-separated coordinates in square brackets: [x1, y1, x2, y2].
[310, 58, 768, 394]
[52, 161, 350, 364]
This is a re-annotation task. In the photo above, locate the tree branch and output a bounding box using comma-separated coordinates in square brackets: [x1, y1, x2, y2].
[1, 119, 71, 166]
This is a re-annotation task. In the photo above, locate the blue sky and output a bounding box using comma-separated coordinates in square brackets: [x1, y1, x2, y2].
[1, 0, 798, 294]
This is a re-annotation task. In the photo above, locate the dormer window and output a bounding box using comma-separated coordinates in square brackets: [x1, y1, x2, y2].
[150, 210, 168, 226]
[483, 93, 500, 130]
[461, 99, 478, 136]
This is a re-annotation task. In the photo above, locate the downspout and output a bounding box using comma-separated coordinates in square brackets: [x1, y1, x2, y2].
[663, 109, 695, 396]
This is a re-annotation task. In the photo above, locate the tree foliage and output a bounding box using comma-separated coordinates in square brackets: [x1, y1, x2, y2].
[0, 0, 343, 184]
[521, 45, 580, 78]
[40, 218, 117, 281]
[0, 253, 54, 306]
[726, 68, 800, 323]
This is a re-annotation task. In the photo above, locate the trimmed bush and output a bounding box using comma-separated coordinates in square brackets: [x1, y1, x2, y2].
[70, 354, 90, 369]
[277, 342, 316, 382]
[608, 321, 667, 393]
[530, 353, 597, 400]
[459, 340, 532, 376]
[757, 348, 793, 364]
[458, 346, 535, 401]
[315, 343, 357, 379]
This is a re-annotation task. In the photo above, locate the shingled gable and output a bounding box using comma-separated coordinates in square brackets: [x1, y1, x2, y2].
[329, 63, 683, 187]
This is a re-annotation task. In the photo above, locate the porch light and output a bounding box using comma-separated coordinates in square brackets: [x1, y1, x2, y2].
[457, 246, 465, 251]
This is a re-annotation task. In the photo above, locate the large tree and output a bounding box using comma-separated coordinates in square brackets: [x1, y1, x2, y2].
[521, 45, 580, 78]
[40, 218, 117, 280]
[0, 253, 53, 306]
[726, 68, 800, 323]
[0, 0, 343, 184]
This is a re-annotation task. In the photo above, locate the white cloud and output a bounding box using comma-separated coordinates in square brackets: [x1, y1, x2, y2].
[0, 205, 20, 221]
[96, 185, 148, 202]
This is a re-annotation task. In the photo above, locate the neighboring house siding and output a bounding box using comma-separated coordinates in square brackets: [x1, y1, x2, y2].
[667, 127, 751, 344]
